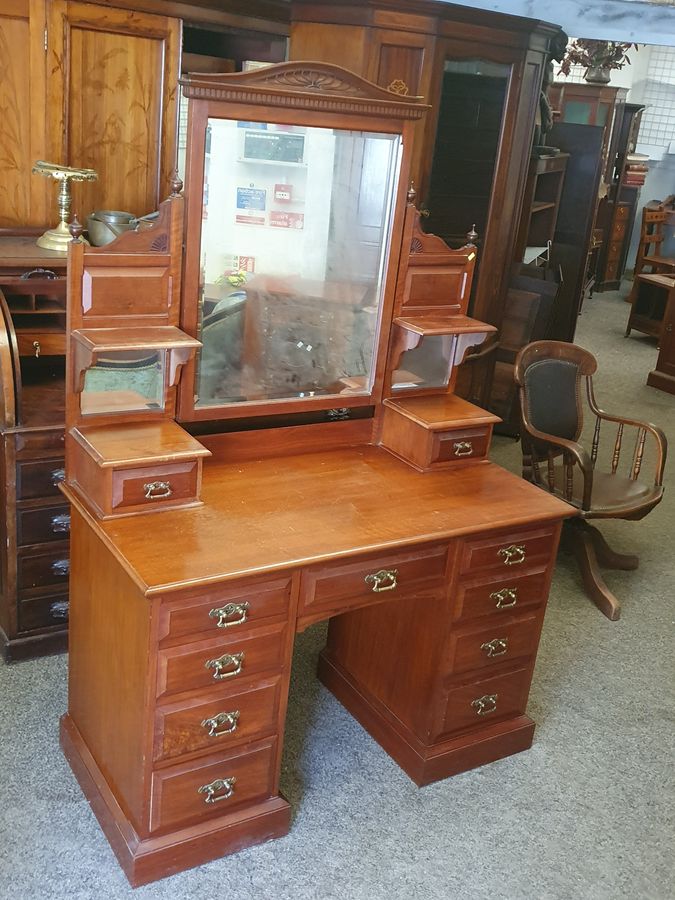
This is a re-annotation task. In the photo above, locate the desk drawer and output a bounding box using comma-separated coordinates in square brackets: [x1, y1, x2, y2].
[17, 592, 69, 632]
[445, 612, 540, 676]
[18, 547, 69, 590]
[439, 667, 531, 736]
[16, 330, 66, 357]
[158, 576, 291, 644]
[156, 622, 287, 699]
[149, 738, 276, 833]
[431, 427, 491, 465]
[154, 676, 282, 762]
[459, 526, 557, 575]
[111, 460, 199, 512]
[453, 566, 549, 621]
[16, 457, 65, 500]
[298, 544, 447, 628]
[17, 504, 70, 546]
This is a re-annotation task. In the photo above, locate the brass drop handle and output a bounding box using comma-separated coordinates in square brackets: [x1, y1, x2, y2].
[49, 599, 69, 620]
[498, 544, 526, 566]
[198, 776, 236, 804]
[143, 480, 172, 500]
[480, 637, 508, 658]
[204, 651, 244, 681]
[209, 601, 249, 629]
[364, 568, 398, 593]
[453, 441, 473, 457]
[33, 341, 41, 358]
[472, 693, 498, 716]
[51, 558, 70, 576]
[201, 710, 240, 738]
[51, 513, 70, 534]
[51, 467, 66, 485]
[490, 587, 518, 609]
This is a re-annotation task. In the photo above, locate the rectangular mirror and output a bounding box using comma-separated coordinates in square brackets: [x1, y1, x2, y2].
[81, 350, 165, 416]
[194, 119, 401, 407]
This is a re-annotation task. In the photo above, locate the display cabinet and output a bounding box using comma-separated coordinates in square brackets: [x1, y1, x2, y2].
[60, 63, 571, 886]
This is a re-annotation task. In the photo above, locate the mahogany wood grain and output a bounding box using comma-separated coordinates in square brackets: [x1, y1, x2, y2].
[383, 395, 500, 430]
[111, 460, 200, 512]
[452, 565, 549, 621]
[72, 420, 210, 467]
[439, 666, 532, 735]
[442, 611, 540, 676]
[458, 525, 558, 575]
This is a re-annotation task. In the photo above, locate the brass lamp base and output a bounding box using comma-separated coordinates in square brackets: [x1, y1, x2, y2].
[32, 160, 98, 252]
[36, 221, 75, 253]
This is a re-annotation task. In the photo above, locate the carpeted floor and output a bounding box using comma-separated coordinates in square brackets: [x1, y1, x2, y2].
[1, 285, 674, 900]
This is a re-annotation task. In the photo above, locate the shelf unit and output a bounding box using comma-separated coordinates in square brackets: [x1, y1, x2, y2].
[514, 154, 569, 262]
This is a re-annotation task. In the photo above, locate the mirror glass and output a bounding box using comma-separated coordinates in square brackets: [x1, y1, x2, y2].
[391, 336, 453, 391]
[81, 350, 165, 416]
[194, 119, 401, 407]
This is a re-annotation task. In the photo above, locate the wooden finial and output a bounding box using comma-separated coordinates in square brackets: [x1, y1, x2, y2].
[407, 182, 416, 205]
[467, 223, 478, 246]
[69, 214, 84, 242]
[170, 171, 183, 197]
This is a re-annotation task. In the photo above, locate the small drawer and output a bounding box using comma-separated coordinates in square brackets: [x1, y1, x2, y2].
[438, 667, 531, 737]
[444, 612, 540, 676]
[17, 592, 69, 632]
[453, 565, 549, 621]
[16, 331, 66, 357]
[111, 460, 198, 512]
[149, 738, 276, 834]
[14, 429, 65, 454]
[17, 504, 70, 546]
[158, 577, 291, 645]
[605, 242, 622, 262]
[611, 221, 627, 239]
[431, 427, 491, 465]
[615, 204, 630, 220]
[156, 622, 287, 699]
[459, 526, 557, 575]
[17, 547, 69, 590]
[16, 457, 66, 500]
[154, 676, 282, 762]
[298, 544, 447, 628]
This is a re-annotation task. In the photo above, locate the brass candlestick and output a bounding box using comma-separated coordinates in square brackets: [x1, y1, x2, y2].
[32, 161, 98, 252]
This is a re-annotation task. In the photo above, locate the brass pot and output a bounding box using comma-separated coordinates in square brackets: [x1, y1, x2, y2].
[87, 210, 137, 246]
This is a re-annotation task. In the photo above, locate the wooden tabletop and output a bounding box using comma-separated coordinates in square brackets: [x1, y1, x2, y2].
[70, 444, 572, 596]
[0, 236, 68, 267]
[384, 395, 501, 429]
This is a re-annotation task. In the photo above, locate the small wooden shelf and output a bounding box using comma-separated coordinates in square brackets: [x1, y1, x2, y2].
[394, 315, 497, 337]
[72, 326, 200, 353]
[71, 420, 211, 468]
[383, 395, 500, 431]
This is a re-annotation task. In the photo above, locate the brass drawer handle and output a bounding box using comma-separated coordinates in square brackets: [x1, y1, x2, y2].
[51, 558, 70, 576]
[51, 513, 70, 534]
[480, 637, 508, 658]
[198, 776, 236, 804]
[471, 693, 498, 716]
[143, 480, 172, 500]
[364, 568, 398, 593]
[498, 544, 525, 566]
[51, 467, 66, 485]
[33, 340, 41, 358]
[49, 599, 69, 620]
[201, 710, 240, 738]
[204, 651, 244, 680]
[209, 601, 249, 629]
[453, 440, 473, 457]
[490, 587, 518, 609]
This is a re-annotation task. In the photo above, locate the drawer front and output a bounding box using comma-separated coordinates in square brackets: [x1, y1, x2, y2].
[298, 544, 447, 626]
[440, 667, 531, 736]
[459, 526, 557, 575]
[17, 504, 70, 546]
[431, 427, 491, 465]
[16, 457, 66, 500]
[611, 221, 627, 240]
[158, 577, 291, 645]
[149, 738, 276, 833]
[453, 565, 549, 621]
[606, 242, 622, 262]
[16, 331, 66, 357]
[154, 677, 282, 762]
[112, 460, 198, 511]
[156, 622, 287, 699]
[17, 592, 69, 632]
[445, 612, 540, 676]
[18, 547, 69, 590]
[14, 429, 65, 454]
[615, 204, 630, 221]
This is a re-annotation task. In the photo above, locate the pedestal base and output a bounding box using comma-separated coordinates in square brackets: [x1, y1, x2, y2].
[647, 368, 675, 396]
[60, 715, 291, 887]
[318, 651, 536, 786]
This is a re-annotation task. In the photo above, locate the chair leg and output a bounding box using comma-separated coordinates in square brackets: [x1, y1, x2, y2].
[585, 523, 640, 571]
[566, 521, 622, 621]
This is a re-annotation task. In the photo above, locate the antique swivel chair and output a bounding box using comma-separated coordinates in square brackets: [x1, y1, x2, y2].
[514, 340, 667, 620]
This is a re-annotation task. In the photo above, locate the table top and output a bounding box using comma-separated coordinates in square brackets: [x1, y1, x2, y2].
[69, 444, 572, 596]
[0, 236, 68, 267]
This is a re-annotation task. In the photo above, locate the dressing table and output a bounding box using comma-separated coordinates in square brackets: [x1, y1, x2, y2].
[59, 63, 571, 886]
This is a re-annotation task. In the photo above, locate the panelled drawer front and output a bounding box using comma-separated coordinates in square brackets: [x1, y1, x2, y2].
[431, 427, 491, 465]
[112, 460, 198, 511]
[16, 457, 66, 500]
[453, 566, 549, 621]
[16, 331, 66, 357]
[158, 576, 291, 645]
[445, 612, 540, 676]
[611, 221, 627, 240]
[14, 429, 64, 454]
[615, 204, 630, 220]
[18, 592, 69, 632]
[606, 242, 622, 262]
[156, 622, 287, 699]
[149, 738, 276, 834]
[18, 547, 69, 590]
[440, 667, 531, 736]
[298, 544, 447, 625]
[17, 504, 70, 546]
[154, 677, 282, 762]
[459, 527, 556, 575]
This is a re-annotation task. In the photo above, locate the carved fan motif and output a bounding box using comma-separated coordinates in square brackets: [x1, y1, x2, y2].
[411, 238, 423, 253]
[256, 68, 366, 97]
[150, 234, 169, 253]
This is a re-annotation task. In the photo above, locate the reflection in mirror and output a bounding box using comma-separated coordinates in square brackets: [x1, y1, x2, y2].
[81, 350, 165, 416]
[391, 335, 453, 391]
[195, 119, 401, 407]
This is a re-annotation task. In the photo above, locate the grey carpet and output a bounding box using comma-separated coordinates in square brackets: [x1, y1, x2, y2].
[1, 285, 674, 900]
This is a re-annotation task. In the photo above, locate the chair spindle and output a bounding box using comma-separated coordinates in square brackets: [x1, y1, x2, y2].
[591, 416, 601, 466]
[611, 423, 624, 474]
[564, 453, 574, 500]
[547, 451, 555, 492]
[630, 427, 647, 480]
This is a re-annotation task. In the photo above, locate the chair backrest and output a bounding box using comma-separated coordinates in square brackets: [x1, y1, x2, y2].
[637, 200, 670, 269]
[514, 340, 597, 442]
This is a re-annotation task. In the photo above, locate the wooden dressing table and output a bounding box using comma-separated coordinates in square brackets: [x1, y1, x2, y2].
[60, 64, 571, 886]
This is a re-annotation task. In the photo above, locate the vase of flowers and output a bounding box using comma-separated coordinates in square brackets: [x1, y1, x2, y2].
[559, 40, 638, 84]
